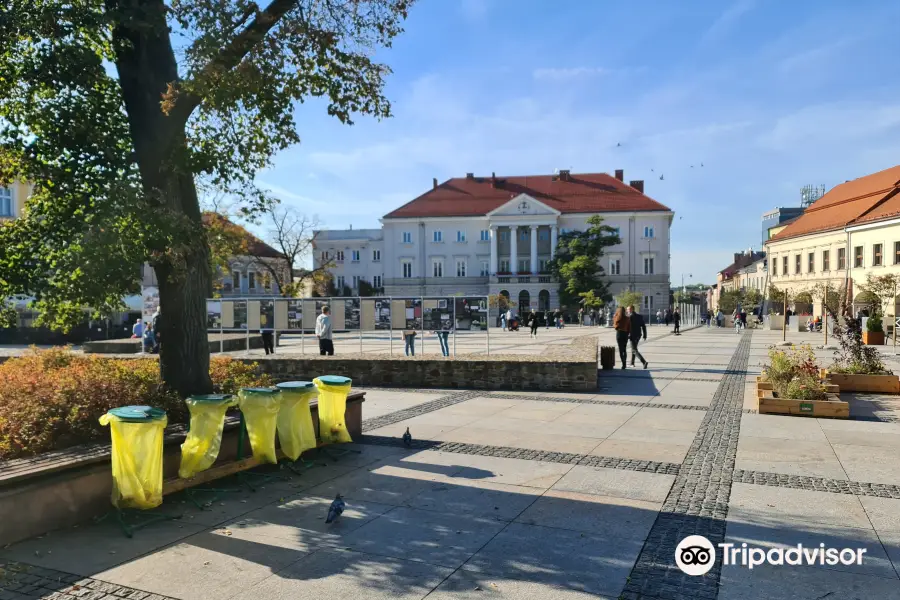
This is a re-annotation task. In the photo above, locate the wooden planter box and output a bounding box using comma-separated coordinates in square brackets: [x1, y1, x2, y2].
[820, 370, 900, 394]
[756, 376, 839, 398]
[863, 331, 885, 345]
[758, 392, 849, 418]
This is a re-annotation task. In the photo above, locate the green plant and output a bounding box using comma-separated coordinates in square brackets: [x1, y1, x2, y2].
[762, 345, 828, 400]
[867, 314, 884, 333]
[784, 374, 828, 401]
[0, 350, 272, 459]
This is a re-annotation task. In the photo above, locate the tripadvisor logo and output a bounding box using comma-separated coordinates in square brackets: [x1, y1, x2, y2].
[675, 535, 868, 575]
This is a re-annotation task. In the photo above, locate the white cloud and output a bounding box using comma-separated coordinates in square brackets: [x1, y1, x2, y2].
[699, 0, 757, 47]
[757, 102, 900, 151]
[777, 36, 860, 74]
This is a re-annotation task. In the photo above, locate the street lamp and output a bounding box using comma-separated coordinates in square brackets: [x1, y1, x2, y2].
[681, 273, 692, 293]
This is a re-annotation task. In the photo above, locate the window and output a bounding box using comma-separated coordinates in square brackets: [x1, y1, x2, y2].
[500, 230, 509, 242]
[456, 259, 467, 277]
[611, 227, 620, 238]
[499, 259, 510, 273]
[456, 230, 466, 242]
[518, 259, 530, 273]
[539, 259, 548, 272]
[402, 231, 412, 243]
[336, 250, 344, 262]
[874, 243, 883, 266]
[352, 275, 360, 289]
[854, 246, 863, 268]
[372, 249, 381, 261]
[336, 275, 345, 289]
[838, 247, 846, 270]
[351, 250, 360, 262]
[0, 187, 11, 217]
[432, 260, 443, 278]
[609, 258, 621, 275]
[643, 226, 654, 238]
[782, 256, 788, 274]
[539, 229, 549, 241]
[772, 258, 777, 277]
[402, 261, 413, 278]
[519, 229, 528, 242]
[320, 251, 329, 262]
[895, 242, 900, 265]
[231, 271, 240, 291]
[480, 261, 489, 276]
[808, 252, 815, 273]
[644, 257, 654, 275]
[480, 230, 490, 242]
[644, 295, 654, 310]
[248, 272, 256, 290]
[373, 275, 382, 289]
[794, 254, 801, 274]
[433, 230, 443, 243]
[823, 250, 830, 271]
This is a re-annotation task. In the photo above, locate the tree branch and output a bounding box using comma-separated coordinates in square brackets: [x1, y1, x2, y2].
[168, 0, 300, 127]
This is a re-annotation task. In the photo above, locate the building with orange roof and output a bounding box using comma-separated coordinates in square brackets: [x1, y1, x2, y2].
[765, 164, 900, 317]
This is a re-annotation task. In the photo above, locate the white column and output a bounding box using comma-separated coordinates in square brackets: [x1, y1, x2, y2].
[550, 225, 558, 259]
[489, 226, 498, 275]
[530, 225, 538, 274]
[509, 226, 518, 274]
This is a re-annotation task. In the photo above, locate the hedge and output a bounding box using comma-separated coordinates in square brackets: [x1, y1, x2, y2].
[0, 348, 272, 460]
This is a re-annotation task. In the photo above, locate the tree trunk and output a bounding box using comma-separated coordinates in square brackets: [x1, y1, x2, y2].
[110, 0, 213, 395]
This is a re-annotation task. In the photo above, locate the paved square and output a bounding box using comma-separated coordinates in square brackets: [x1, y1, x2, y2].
[7, 326, 900, 599]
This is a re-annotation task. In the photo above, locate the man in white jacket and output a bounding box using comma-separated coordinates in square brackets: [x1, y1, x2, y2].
[315, 305, 334, 355]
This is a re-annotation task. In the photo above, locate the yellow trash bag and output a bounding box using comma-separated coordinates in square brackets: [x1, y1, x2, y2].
[98, 406, 168, 510]
[178, 394, 235, 478]
[275, 382, 318, 460]
[313, 375, 353, 444]
[238, 387, 281, 464]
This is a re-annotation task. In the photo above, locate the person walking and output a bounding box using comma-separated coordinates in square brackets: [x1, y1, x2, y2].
[150, 307, 162, 352]
[435, 319, 451, 357]
[315, 305, 334, 355]
[716, 309, 723, 328]
[673, 308, 681, 335]
[545, 309, 553, 329]
[656, 309, 663, 326]
[664, 309, 671, 327]
[500, 310, 507, 331]
[554, 308, 562, 329]
[260, 313, 275, 355]
[529, 310, 539, 338]
[627, 305, 649, 369]
[613, 307, 631, 369]
[403, 329, 417, 356]
[131, 318, 143, 339]
[505, 308, 513, 332]
[578, 307, 584, 326]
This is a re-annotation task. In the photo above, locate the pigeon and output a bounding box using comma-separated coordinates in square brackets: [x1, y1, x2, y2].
[701, 162, 704, 167]
[325, 494, 345, 523]
[650, 168, 654, 172]
[616, 142, 621, 147]
[659, 174, 664, 180]
[402, 427, 412, 447]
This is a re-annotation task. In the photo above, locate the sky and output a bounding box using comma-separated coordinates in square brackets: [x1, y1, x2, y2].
[254, 0, 900, 285]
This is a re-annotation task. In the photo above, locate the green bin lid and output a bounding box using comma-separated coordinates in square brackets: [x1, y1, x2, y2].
[109, 405, 166, 422]
[318, 375, 352, 386]
[276, 381, 315, 390]
[188, 394, 233, 403]
[240, 387, 278, 395]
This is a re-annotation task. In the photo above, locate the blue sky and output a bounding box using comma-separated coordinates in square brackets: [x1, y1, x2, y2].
[255, 0, 900, 284]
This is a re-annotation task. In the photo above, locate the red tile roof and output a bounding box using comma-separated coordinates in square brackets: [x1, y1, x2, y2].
[769, 165, 900, 242]
[202, 212, 285, 259]
[383, 172, 671, 219]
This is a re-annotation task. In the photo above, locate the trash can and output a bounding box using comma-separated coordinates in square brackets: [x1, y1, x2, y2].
[179, 394, 235, 479]
[237, 387, 281, 464]
[313, 375, 353, 444]
[275, 382, 318, 461]
[99, 406, 168, 510]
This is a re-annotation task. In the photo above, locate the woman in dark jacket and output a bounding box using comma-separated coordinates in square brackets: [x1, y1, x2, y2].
[613, 307, 631, 369]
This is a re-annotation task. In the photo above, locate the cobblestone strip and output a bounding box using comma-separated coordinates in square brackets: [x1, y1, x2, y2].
[484, 392, 709, 411]
[733, 469, 900, 499]
[621, 333, 752, 600]
[361, 390, 484, 432]
[356, 434, 681, 473]
[0, 560, 176, 600]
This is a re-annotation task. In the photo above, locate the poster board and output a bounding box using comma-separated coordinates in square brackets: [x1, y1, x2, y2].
[141, 286, 159, 325]
[286, 300, 302, 330]
[455, 297, 487, 330]
[375, 300, 391, 330]
[330, 301, 345, 329]
[232, 300, 248, 330]
[423, 298, 452, 331]
[391, 299, 406, 329]
[206, 300, 221, 330]
[302, 300, 317, 329]
[221, 301, 235, 329]
[259, 299, 274, 330]
[360, 299, 376, 331]
[274, 299, 289, 330]
[248, 301, 261, 330]
[344, 298, 360, 329]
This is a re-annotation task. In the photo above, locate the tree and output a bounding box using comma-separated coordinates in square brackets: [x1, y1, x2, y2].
[743, 288, 762, 309]
[549, 216, 620, 308]
[861, 273, 899, 316]
[615, 290, 643, 310]
[673, 290, 687, 305]
[247, 204, 321, 298]
[718, 290, 741, 314]
[0, 1, 412, 395]
[578, 290, 605, 309]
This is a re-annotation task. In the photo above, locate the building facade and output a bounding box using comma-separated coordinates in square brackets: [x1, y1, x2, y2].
[766, 164, 900, 317]
[761, 207, 804, 246]
[313, 170, 674, 314]
[0, 180, 30, 221]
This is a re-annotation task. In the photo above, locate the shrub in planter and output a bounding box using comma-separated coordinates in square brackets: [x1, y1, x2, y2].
[762, 345, 828, 400]
[828, 315, 891, 375]
[0, 348, 272, 460]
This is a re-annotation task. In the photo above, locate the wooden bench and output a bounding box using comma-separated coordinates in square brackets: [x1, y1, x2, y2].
[0, 392, 365, 545]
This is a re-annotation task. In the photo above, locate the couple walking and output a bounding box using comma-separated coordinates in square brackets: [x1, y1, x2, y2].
[613, 305, 649, 369]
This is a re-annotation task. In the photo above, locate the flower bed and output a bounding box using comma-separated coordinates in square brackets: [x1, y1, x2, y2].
[0, 348, 272, 460]
[759, 345, 848, 418]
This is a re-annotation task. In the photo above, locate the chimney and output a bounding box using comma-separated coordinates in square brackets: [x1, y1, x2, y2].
[432, 177, 438, 190]
[615, 169, 624, 182]
[491, 172, 497, 187]
[629, 179, 644, 193]
[466, 172, 474, 179]
[559, 169, 570, 182]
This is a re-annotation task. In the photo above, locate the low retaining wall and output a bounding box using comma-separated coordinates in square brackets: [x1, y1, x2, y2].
[245, 335, 599, 391]
[0, 394, 363, 546]
[83, 333, 265, 354]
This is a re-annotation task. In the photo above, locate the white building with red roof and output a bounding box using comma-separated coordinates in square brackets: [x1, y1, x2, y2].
[314, 169, 674, 314]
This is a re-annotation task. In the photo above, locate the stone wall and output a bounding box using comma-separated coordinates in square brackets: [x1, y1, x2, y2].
[244, 334, 599, 391]
[83, 333, 265, 354]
